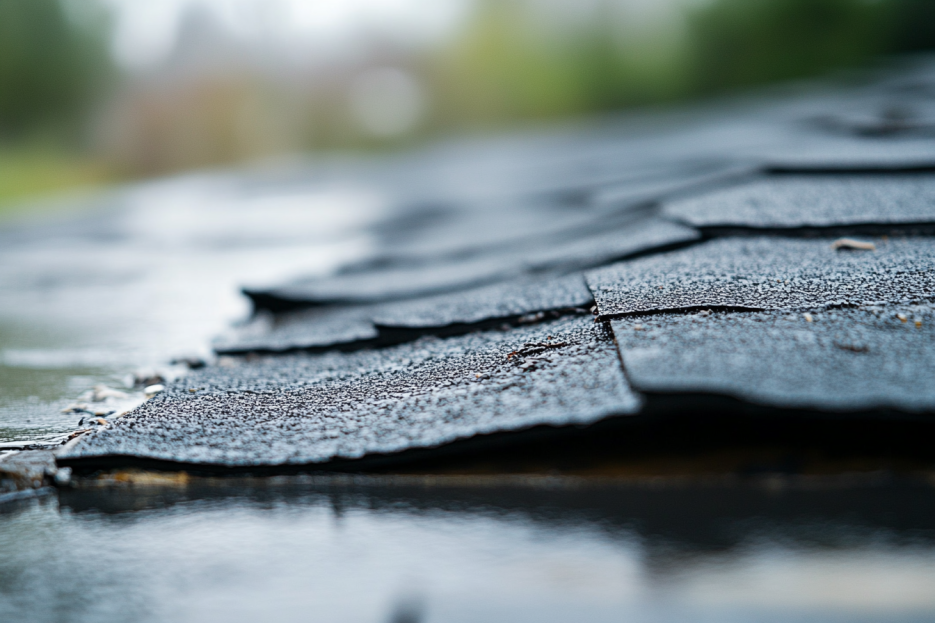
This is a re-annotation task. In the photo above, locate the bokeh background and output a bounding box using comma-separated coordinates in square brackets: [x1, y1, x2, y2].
[2, 0, 935, 212]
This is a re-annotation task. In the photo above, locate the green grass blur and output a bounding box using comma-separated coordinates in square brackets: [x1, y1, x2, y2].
[0, 0, 111, 213]
[0, 147, 113, 216]
[0, 0, 109, 141]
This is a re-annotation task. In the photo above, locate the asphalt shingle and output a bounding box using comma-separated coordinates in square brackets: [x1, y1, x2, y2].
[371, 273, 593, 331]
[586, 236, 935, 318]
[60, 315, 640, 468]
[219, 274, 594, 354]
[247, 217, 697, 310]
[663, 174, 935, 231]
[611, 305, 935, 412]
[213, 307, 379, 354]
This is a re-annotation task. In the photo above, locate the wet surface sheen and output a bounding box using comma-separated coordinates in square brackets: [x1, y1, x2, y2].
[2, 478, 935, 623]
[7, 60, 935, 623]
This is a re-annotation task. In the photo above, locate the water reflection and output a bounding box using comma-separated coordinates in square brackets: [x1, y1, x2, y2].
[1, 478, 933, 622]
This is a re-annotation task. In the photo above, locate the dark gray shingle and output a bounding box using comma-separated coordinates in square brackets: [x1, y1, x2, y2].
[213, 307, 379, 354]
[60, 315, 640, 468]
[663, 174, 935, 231]
[371, 273, 593, 330]
[611, 305, 935, 412]
[246, 217, 697, 310]
[587, 236, 935, 318]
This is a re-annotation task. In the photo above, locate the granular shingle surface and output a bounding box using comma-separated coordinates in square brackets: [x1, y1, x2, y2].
[220, 275, 593, 353]
[213, 307, 378, 354]
[663, 174, 935, 230]
[611, 305, 935, 412]
[59, 315, 640, 468]
[753, 135, 935, 170]
[519, 217, 698, 272]
[371, 274, 593, 330]
[247, 217, 697, 310]
[247, 255, 514, 308]
[46, 58, 935, 473]
[586, 236, 935, 318]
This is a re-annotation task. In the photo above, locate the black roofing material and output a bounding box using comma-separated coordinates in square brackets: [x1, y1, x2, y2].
[369, 200, 603, 264]
[807, 75, 935, 139]
[247, 216, 698, 312]
[519, 217, 699, 272]
[59, 315, 640, 469]
[611, 305, 935, 413]
[245, 255, 513, 311]
[755, 135, 935, 172]
[213, 307, 379, 355]
[813, 107, 935, 139]
[219, 275, 593, 354]
[586, 236, 935, 319]
[59, 59, 935, 474]
[371, 273, 593, 331]
[663, 174, 935, 233]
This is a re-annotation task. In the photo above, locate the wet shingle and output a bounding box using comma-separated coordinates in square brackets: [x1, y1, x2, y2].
[519, 217, 699, 272]
[220, 275, 593, 354]
[245, 255, 513, 309]
[59, 315, 640, 468]
[371, 273, 593, 331]
[213, 307, 378, 354]
[755, 134, 935, 171]
[247, 217, 697, 310]
[663, 174, 935, 231]
[611, 306, 935, 412]
[586, 236, 935, 319]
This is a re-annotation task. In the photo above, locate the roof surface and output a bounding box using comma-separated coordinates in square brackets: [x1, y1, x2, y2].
[58, 58, 935, 470]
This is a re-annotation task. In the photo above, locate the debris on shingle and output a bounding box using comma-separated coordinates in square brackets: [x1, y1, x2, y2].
[58, 316, 640, 469]
[611, 305, 935, 412]
[831, 238, 876, 251]
[586, 236, 935, 319]
[663, 174, 935, 231]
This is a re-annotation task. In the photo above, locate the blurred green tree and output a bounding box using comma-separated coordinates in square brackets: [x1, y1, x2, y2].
[0, 0, 110, 142]
[888, 0, 935, 53]
[430, 0, 935, 131]
[687, 0, 888, 93]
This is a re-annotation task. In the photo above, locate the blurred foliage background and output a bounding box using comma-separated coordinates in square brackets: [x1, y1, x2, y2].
[1, 0, 934, 210]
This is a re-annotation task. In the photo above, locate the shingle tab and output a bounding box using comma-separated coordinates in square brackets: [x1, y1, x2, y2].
[371, 273, 593, 330]
[60, 315, 640, 468]
[219, 275, 594, 354]
[519, 218, 699, 272]
[213, 307, 379, 354]
[663, 174, 935, 231]
[611, 305, 935, 412]
[245, 255, 513, 308]
[247, 217, 697, 310]
[587, 236, 935, 318]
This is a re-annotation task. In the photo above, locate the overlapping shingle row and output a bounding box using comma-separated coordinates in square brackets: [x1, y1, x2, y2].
[58, 59, 935, 470]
